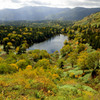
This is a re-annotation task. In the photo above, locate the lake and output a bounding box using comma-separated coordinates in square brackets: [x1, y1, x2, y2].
[27, 34, 68, 53]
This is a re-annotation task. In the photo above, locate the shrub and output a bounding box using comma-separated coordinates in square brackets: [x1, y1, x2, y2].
[0, 63, 17, 74]
[69, 73, 75, 78]
[34, 59, 50, 69]
[57, 59, 65, 69]
[29, 53, 39, 61]
[10, 64, 18, 70]
[39, 50, 50, 59]
[0, 57, 4, 63]
[26, 65, 32, 70]
[16, 59, 28, 70]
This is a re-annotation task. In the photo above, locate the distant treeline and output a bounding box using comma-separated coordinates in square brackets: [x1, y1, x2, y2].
[0, 20, 74, 28]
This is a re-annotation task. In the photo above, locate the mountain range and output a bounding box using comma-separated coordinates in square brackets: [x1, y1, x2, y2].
[0, 6, 100, 21]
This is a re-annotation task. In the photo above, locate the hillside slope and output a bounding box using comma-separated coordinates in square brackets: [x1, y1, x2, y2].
[74, 12, 100, 26]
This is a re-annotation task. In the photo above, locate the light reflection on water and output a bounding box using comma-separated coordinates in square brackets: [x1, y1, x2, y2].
[27, 34, 68, 53]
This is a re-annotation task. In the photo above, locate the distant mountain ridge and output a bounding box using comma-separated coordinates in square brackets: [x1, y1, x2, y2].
[0, 6, 100, 21]
[47, 7, 100, 21]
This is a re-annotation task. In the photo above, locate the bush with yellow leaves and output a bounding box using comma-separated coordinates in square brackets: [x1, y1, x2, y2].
[34, 59, 50, 69]
[0, 63, 17, 74]
[10, 63, 18, 70]
[16, 59, 28, 70]
[26, 65, 32, 70]
[0, 57, 4, 63]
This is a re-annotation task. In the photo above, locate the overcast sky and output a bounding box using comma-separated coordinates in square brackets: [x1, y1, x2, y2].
[0, 0, 100, 9]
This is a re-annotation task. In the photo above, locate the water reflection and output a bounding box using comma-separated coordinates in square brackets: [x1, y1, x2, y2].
[27, 34, 68, 53]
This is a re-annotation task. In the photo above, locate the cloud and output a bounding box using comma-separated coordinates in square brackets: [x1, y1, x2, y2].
[87, 0, 100, 2]
[0, 0, 100, 9]
[11, 0, 20, 3]
[0, 0, 22, 9]
[11, 0, 51, 7]
[63, 0, 100, 8]
[30, 0, 50, 5]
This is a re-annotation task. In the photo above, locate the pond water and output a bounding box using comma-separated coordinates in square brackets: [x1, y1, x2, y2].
[27, 34, 68, 53]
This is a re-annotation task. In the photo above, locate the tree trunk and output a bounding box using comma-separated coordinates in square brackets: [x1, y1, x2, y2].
[72, 63, 73, 68]
[91, 70, 97, 79]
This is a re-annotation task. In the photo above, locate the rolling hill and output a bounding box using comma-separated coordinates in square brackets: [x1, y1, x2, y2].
[46, 7, 100, 21]
[0, 6, 66, 21]
[0, 6, 100, 21]
[74, 11, 100, 26]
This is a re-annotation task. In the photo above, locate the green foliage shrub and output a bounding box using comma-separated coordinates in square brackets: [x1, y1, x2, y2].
[5, 53, 18, 64]
[34, 59, 50, 69]
[28, 49, 50, 62]
[29, 53, 39, 62]
[79, 73, 91, 83]
[60, 44, 72, 57]
[0, 63, 17, 74]
[77, 43, 85, 53]
[57, 59, 65, 69]
[16, 59, 28, 70]
[39, 50, 50, 59]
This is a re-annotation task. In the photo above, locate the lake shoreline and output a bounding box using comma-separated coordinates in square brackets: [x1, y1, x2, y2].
[27, 34, 68, 54]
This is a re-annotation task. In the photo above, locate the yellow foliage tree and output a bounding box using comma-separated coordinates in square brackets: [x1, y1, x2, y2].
[77, 51, 88, 73]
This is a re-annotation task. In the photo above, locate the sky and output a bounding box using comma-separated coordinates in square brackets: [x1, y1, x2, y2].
[0, 0, 100, 9]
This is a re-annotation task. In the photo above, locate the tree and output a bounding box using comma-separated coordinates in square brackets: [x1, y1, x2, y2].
[77, 51, 88, 73]
[21, 42, 29, 53]
[77, 43, 86, 53]
[60, 44, 72, 57]
[86, 50, 100, 70]
[64, 40, 68, 45]
[67, 52, 78, 67]
[57, 59, 65, 69]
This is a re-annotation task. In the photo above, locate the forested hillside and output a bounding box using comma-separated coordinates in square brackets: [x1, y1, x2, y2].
[74, 12, 100, 26]
[0, 12, 100, 100]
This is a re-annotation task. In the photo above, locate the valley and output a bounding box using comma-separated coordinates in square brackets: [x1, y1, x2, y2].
[0, 10, 100, 100]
